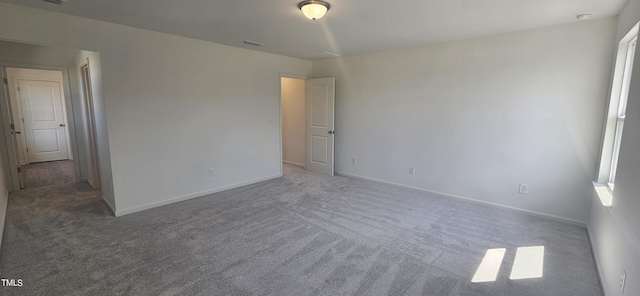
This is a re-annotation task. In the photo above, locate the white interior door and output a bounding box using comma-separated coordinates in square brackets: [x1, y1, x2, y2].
[18, 79, 69, 163]
[306, 77, 335, 175]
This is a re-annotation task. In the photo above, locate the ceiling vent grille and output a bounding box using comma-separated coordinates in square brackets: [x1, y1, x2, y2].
[43, 0, 67, 4]
[243, 40, 264, 47]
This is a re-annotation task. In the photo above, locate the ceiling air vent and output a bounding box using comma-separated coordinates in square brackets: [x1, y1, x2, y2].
[243, 40, 264, 47]
[43, 0, 67, 4]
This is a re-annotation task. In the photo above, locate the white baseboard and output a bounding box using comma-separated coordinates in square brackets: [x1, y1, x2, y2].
[336, 171, 587, 227]
[114, 174, 282, 217]
[82, 177, 101, 190]
[83, 177, 94, 189]
[102, 196, 116, 216]
[81, 177, 113, 215]
[283, 160, 304, 168]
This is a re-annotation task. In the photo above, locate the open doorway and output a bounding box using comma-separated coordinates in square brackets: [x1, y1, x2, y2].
[281, 76, 307, 169]
[0, 39, 106, 197]
[5, 67, 75, 189]
[280, 75, 336, 176]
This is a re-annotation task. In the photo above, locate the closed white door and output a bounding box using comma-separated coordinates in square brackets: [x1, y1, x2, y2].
[306, 77, 335, 175]
[18, 79, 69, 163]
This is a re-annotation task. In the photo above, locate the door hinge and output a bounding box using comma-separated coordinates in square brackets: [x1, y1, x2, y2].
[17, 167, 21, 173]
[3, 78, 7, 85]
[26, 148, 28, 152]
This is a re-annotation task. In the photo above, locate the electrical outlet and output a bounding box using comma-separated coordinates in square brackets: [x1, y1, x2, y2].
[409, 167, 416, 175]
[620, 269, 626, 293]
[208, 168, 215, 177]
[518, 184, 528, 194]
[352, 157, 357, 165]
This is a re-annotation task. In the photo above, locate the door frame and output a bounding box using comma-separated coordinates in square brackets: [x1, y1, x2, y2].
[7, 68, 71, 164]
[0, 63, 82, 191]
[80, 61, 101, 189]
[0, 67, 21, 190]
[278, 73, 308, 177]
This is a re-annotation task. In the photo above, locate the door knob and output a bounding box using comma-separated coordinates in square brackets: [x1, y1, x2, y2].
[328, 131, 334, 134]
[59, 124, 66, 127]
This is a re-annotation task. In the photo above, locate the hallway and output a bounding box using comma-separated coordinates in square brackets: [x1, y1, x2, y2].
[22, 160, 75, 189]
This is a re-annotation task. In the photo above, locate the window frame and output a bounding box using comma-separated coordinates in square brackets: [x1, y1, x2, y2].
[594, 23, 638, 207]
[608, 36, 637, 189]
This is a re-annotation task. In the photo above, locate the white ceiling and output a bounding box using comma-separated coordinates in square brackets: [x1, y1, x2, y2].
[0, 0, 627, 60]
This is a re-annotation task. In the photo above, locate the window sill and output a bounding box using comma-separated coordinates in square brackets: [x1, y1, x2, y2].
[592, 182, 612, 208]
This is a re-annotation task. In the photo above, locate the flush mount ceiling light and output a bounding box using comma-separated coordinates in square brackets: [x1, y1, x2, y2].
[298, 0, 331, 20]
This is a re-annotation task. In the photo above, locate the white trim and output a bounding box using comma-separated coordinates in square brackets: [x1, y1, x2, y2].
[336, 171, 587, 227]
[101, 196, 116, 216]
[0, 67, 22, 191]
[82, 176, 99, 190]
[283, 160, 304, 168]
[596, 22, 639, 184]
[592, 182, 613, 208]
[0, 188, 8, 255]
[114, 174, 281, 217]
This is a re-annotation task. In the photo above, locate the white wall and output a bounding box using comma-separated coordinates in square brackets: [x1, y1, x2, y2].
[588, 0, 640, 295]
[313, 17, 617, 224]
[0, 3, 312, 215]
[281, 77, 306, 166]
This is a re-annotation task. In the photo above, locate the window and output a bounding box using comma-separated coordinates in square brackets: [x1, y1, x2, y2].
[595, 23, 638, 207]
[609, 36, 637, 187]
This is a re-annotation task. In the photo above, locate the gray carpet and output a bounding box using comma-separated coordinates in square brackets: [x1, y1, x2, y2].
[22, 160, 75, 189]
[0, 164, 602, 295]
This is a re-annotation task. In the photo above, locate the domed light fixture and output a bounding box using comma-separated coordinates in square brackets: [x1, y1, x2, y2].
[298, 0, 331, 20]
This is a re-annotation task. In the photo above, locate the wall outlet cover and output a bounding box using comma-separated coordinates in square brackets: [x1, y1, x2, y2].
[518, 184, 528, 194]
